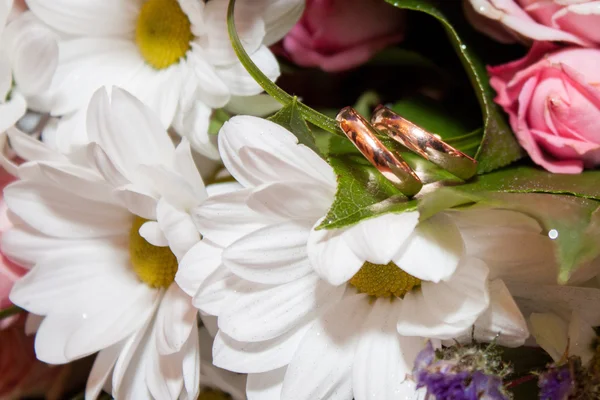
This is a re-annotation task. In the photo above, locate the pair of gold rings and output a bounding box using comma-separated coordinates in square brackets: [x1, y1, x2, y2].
[336, 106, 477, 197]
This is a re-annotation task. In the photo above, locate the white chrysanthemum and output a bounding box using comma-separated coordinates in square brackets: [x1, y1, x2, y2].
[25, 0, 303, 157]
[177, 116, 534, 400]
[3, 87, 236, 400]
[0, 0, 57, 134]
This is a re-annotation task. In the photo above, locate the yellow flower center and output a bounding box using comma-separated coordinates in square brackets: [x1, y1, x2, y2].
[198, 389, 231, 400]
[135, 0, 193, 69]
[129, 217, 178, 288]
[349, 261, 421, 298]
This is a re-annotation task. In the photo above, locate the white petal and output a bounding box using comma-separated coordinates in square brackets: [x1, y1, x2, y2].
[174, 138, 207, 202]
[4, 12, 59, 96]
[281, 294, 372, 400]
[36, 161, 116, 204]
[213, 322, 311, 373]
[86, 343, 123, 400]
[156, 198, 201, 260]
[393, 213, 464, 283]
[112, 310, 156, 398]
[307, 218, 363, 286]
[508, 283, 600, 326]
[193, 188, 271, 247]
[397, 258, 489, 339]
[65, 284, 159, 359]
[193, 266, 245, 316]
[26, 0, 140, 36]
[9, 243, 135, 316]
[7, 126, 66, 164]
[4, 180, 130, 239]
[87, 88, 176, 181]
[44, 38, 144, 115]
[219, 116, 335, 188]
[155, 284, 196, 355]
[175, 239, 224, 298]
[182, 322, 201, 400]
[529, 313, 569, 362]
[216, 46, 279, 96]
[202, 0, 266, 66]
[139, 221, 169, 247]
[567, 312, 596, 364]
[262, 0, 305, 45]
[173, 101, 219, 159]
[247, 367, 286, 400]
[247, 181, 333, 220]
[344, 212, 419, 265]
[353, 299, 411, 400]
[147, 340, 184, 400]
[222, 221, 313, 285]
[34, 313, 81, 364]
[219, 274, 344, 342]
[187, 45, 230, 108]
[471, 279, 529, 347]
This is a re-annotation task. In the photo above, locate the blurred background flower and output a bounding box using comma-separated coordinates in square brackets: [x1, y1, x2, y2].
[278, 0, 405, 72]
[0, 316, 73, 400]
[466, 0, 600, 45]
[489, 43, 600, 173]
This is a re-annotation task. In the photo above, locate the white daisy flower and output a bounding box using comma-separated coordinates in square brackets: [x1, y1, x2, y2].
[177, 116, 533, 400]
[25, 0, 304, 157]
[0, 0, 57, 133]
[3, 87, 235, 400]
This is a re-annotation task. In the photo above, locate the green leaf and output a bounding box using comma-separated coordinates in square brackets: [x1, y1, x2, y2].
[226, 0, 343, 137]
[454, 166, 600, 200]
[317, 155, 417, 230]
[268, 98, 322, 156]
[384, 0, 524, 173]
[208, 109, 231, 135]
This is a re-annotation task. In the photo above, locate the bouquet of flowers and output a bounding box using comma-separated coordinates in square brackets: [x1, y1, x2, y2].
[2, 0, 600, 399]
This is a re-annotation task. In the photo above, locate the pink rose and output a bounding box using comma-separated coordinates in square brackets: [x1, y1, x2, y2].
[489, 42, 600, 173]
[467, 0, 600, 46]
[280, 0, 405, 72]
[0, 167, 25, 329]
[0, 316, 70, 399]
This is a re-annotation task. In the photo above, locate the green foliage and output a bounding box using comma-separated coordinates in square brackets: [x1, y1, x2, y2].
[316, 155, 417, 230]
[268, 98, 321, 157]
[385, 0, 524, 172]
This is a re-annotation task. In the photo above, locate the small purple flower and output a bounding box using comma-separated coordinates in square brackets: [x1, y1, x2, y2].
[413, 341, 511, 400]
[538, 363, 574, 400]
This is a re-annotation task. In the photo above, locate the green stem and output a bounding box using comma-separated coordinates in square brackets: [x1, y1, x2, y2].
[0, 305, 24, 320]
[226, 0, 343, 137]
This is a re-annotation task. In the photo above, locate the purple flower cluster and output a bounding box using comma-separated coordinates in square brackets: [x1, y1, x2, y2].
[538, 363, 573, 400]
[413, 342, 510, 400]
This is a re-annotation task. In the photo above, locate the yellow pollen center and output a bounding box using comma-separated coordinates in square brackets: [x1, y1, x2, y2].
[349, 261, 421, 298]
[135, 0, 193, 69]
[129, 217, 178, 288]
[197, 389, 231, 400]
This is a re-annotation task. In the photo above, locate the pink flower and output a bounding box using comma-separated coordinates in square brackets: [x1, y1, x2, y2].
[280, 0, 405, 72]
[467, 0, 600, 46]
[489, 42, 600, 173]
[0, 317, 71, 399]
[0, 167, 25, 329]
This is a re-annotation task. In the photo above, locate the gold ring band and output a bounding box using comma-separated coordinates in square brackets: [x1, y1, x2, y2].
[371, 106, 478, 181]
[336, 107, 423, 197]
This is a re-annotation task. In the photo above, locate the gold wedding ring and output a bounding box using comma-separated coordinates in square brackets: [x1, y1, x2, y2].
[371, 106, 478, 181]
[336, 107, 423, 197]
